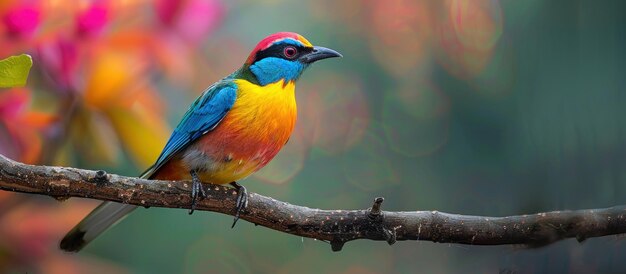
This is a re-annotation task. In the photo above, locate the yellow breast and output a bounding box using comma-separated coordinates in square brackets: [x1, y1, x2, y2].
[193, 79, 297, 184]
[153, 79, 298, 184]
[228, 79, 298, 139]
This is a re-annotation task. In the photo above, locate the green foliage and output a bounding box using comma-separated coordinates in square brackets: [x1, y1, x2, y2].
[0, 54, 33, 88]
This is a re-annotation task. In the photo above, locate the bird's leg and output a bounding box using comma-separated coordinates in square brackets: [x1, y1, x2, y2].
[229, 181, 248, 228]
[189, 170, 207, 215]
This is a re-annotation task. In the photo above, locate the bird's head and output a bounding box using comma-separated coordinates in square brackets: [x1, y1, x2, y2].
[243, 32, 342, 86]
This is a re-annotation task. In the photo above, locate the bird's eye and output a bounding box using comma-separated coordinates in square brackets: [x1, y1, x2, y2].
[283, 46, 298, 59]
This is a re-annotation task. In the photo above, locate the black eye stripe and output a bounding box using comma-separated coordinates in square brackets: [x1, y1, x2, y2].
[253, 44, 312, 63]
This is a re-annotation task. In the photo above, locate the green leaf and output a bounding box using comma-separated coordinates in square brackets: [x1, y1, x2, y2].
[0, 54, 33, 88]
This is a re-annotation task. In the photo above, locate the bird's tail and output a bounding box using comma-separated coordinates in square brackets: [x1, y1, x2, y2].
[60, 164, 158, 252]
[60, 202, 137, 252]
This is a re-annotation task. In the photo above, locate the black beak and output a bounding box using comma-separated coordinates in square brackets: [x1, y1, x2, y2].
[300, 46, 342, 64]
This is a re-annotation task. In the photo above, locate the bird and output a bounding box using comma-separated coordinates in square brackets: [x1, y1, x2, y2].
[60, 32, 341, 252]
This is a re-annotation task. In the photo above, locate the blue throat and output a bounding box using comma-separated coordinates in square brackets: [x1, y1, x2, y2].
[249, 57, 307, 86]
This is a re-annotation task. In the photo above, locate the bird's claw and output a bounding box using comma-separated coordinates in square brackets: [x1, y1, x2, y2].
[189, 171, 207, 215]
[230, 181, 248, 228]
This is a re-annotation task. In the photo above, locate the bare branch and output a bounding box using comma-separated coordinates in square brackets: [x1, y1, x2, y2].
[1, 154, 625, 251]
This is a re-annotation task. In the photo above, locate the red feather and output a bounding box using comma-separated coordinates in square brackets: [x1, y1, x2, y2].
[245, 32, 311, 64]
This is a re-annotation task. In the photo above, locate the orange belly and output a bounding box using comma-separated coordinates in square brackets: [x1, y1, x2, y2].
[152, 79, 297, 184]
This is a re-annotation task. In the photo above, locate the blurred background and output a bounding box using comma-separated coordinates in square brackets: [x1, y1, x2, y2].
[1, 0, 625, 273]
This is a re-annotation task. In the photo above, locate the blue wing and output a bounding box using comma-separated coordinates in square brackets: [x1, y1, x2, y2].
[141, 80, 237, 178]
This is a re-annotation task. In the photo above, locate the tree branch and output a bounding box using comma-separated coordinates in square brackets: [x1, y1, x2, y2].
[1, 154, 625, 251]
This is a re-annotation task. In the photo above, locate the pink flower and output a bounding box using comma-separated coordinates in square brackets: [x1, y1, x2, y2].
[75, 4, 110, 37]
[155, 0, 225, 45]
[2, 4, 40, 38]
[36, 37, 79, 93]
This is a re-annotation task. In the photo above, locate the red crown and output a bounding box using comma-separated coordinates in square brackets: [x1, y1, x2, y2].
[246, 32, 312, 64]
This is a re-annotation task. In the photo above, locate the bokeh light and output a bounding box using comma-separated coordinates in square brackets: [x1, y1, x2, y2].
[299, 72, 369, 155]
[367, 0, 434, 78]
[382, 80, 450, 157]
[342, 120, 399, 192]
[436, 0, 503, 79]
[450, 0, 503, 52]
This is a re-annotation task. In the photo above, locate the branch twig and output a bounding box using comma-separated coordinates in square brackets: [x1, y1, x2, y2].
[0, 154, 625, 251]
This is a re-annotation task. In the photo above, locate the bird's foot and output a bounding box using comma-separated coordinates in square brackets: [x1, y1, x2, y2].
[189, 170, 207, 215]
[230, 181, 248, 228]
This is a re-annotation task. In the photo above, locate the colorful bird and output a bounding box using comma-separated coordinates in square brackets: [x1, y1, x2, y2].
[60, 32, 341, 252]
